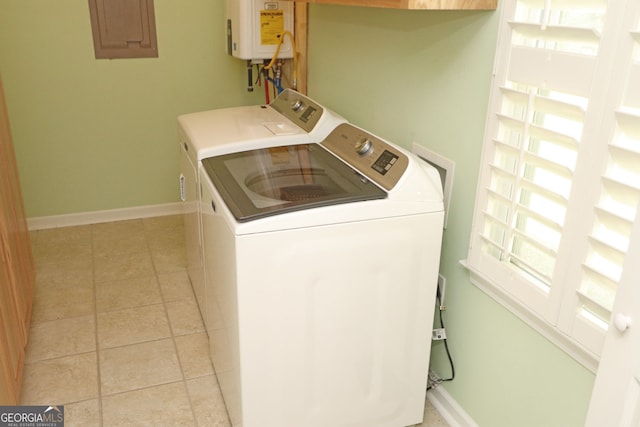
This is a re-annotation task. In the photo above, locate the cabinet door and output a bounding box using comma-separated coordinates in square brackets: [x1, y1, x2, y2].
[0, 76, 33, 340]
[0, 341, 13, 405]
[0, 75, 34, 405]
[0, 253, 23, 404]
[0, 182, 32, 344]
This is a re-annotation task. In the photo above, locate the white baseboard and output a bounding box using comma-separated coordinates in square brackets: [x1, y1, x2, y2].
[27, 203, 184, 230]
[427, 385, 479, 427]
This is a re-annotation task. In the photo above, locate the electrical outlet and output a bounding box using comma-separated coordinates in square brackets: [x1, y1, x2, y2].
[432, 328, 447, 340]
[428, 369, 442, 389]
[437, 274, 446, 310]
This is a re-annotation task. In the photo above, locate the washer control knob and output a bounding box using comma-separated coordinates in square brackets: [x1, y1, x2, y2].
[291, 99, 304, 112]
[355, 138, 373, 155]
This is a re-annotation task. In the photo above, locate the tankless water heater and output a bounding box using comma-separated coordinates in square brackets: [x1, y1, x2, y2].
[226, 0, 294, 61]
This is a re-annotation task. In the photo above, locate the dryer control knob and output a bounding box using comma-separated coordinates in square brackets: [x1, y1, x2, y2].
[291, 99, 304, 112]
[355, 138, 373, 155]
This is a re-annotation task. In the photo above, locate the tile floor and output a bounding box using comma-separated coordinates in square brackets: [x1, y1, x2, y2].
[21, 214, 450, 427]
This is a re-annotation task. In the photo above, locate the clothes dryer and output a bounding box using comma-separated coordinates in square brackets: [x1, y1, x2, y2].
[178, 90, 345, 324]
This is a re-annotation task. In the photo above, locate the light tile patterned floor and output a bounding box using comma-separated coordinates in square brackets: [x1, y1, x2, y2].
[21, 215, 449, 427]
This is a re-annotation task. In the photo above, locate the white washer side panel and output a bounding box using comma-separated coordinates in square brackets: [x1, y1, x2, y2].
[236, 213, 444, 427]
[201, 181, 244, 426]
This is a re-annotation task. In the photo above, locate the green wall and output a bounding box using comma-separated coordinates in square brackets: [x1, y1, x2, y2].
[306, 4, 595, 427]
[0, 0, 263, 217]
[1, 1, 596, 425]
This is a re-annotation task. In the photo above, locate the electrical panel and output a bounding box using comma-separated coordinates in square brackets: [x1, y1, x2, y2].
[226, 0, 294, 61]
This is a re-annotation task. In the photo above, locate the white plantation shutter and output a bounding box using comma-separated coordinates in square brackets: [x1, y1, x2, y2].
[567, 6, 640, 352]
[468, 0, 640, 367]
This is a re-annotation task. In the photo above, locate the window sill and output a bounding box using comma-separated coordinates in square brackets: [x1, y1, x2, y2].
[459, 259, 599, 373]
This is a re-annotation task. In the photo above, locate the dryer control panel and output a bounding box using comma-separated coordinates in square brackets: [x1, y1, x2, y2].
[269, 89, 324, 133]
[321, 123, 409, 191]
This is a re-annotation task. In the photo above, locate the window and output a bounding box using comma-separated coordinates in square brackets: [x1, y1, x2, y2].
[467, 0, 640, 370]
[88, 0, 158, 59]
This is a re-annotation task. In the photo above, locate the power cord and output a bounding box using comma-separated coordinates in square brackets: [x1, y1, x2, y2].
[427, 285, 455, 390]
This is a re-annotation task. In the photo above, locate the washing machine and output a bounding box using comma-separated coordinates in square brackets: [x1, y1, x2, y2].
[178, 89, 345, 325]
[200, 123, 445, 427]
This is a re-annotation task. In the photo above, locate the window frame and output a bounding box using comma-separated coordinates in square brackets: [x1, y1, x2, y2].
[466, 0, 639, 373]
